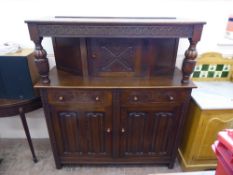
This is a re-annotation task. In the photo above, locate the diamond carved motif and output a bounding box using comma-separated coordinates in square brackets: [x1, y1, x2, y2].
[100, 46, 134, 72]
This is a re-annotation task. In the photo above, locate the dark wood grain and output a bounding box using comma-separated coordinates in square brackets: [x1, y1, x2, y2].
[52, 38, 83, 75]
[52, 38, 179, 77]
[26, 17, 205, 84]
[49, 104, 113, 158]
[33, 37, 50, 84]
[119, 104, 181, 159]
[35, 67, 196, 89]
[25, 17, 205, 169]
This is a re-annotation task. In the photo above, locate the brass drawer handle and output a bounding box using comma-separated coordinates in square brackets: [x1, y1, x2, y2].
[168, 95, 174, 101]
[95, 96, 100, 101]
[129, 112, 146, 118]
[86, 112, 103, 118]
[133, 96, 138, 101]
[92, 53, 97, 58]
[155, 112, 173, 118]
[59, 112, 77, 118]
[106, 128, 111, 133]
[58, 96, 64, 101]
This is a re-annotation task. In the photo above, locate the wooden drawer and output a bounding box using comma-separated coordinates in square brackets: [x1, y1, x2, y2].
[47, 89, 112, 105]
[120, 89, 189, 105]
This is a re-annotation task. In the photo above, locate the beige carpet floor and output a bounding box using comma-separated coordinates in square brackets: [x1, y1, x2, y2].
[0, 139, 215, 175]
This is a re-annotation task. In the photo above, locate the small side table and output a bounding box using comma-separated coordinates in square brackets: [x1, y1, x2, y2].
[0, 97, 42, 163]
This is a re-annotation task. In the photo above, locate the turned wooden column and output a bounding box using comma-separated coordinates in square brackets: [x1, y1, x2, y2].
[33, 37, 50, 84]
[181, 38, 198, 84]
[182, 24, 203, 84]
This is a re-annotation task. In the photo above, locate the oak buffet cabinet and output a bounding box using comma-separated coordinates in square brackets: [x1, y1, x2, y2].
[25, 17, 205, 169]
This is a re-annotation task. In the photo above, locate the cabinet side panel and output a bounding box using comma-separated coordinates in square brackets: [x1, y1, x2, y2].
[179, 99, 203, 162]
[52, 38, 83, 75]
[149, 38, 179, 75]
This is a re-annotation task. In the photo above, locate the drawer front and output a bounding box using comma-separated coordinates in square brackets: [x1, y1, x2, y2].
[120, 89, 189, 105]
[47, 89, 112, 105]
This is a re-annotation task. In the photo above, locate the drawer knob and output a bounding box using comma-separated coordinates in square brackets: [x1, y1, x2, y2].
[121, 128, 125, 133]
[58, 96, 64, 101]
[106, 128, 111, 133]
[133, 96, 138, 101]
[168, 95, 174, 101]
[95, 96, 100, 101]
[92, 53, 97, 58]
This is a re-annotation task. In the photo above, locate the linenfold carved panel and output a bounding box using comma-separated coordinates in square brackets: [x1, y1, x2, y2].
[38, 25, 193, 38]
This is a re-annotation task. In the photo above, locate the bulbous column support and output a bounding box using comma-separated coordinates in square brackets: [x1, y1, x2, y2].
[181, 38, 198, 84]
[33, 37, 50, 84]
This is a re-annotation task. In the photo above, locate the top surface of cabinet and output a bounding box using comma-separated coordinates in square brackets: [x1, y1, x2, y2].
[192, 81, 233, 110]
[25, 16, 205, 24]
[0, 49, 33, 57]
[25, 16, 205, 38]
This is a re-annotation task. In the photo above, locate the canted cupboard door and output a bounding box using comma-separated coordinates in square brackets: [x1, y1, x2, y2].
[192, 111, 233, 161]
[119, 105, 181, 158]
[50, 105, 112, 158]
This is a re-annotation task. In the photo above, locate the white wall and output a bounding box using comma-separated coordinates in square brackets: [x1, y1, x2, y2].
[0, 0, 233, 138]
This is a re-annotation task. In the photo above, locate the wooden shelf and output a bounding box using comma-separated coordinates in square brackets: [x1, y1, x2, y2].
[35, 67, 196, 89]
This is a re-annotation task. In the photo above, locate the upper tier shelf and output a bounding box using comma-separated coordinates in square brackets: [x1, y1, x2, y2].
[34, 67, 196, 89]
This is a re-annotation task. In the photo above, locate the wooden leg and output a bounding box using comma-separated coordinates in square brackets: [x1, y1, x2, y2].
[168, 160, 175, 169]
[55, 161, 62, 169]
[19, 107, 38, 163]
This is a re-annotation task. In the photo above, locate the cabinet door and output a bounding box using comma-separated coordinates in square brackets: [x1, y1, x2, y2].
[50, 105, 112, 159]
[87, 38, 143, 77]
[192, 110, 233, 162]
[119, 105, 181, 158]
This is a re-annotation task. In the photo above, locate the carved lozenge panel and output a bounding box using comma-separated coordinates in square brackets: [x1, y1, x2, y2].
[88, 38, 138, 74]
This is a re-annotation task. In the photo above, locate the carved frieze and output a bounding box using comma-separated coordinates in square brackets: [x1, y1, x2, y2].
[38, 25, 193, 38]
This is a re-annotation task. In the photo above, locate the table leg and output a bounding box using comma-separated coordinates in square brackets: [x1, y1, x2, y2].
[19, 107, 38, 163]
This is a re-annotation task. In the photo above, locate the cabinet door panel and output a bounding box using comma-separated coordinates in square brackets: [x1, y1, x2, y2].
[193, 111, 233, 161]
[120, 105, 180, 158]
[85, 112, 110, 154]
[152, 112, 173, 155]
[87, 38, 143, 76]
[59, 112, 81, 153]
[50, 105, 112, 158]
[125, 112, 147, 154]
